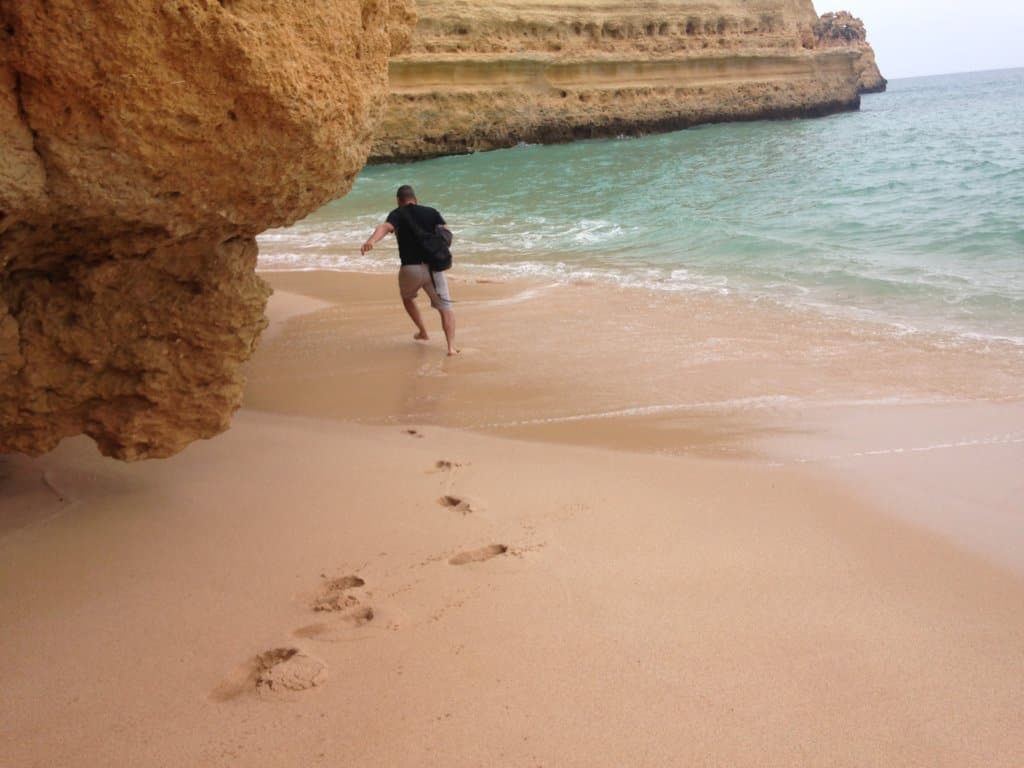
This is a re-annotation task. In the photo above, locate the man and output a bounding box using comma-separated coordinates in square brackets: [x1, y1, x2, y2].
[361, 185, 458, 356]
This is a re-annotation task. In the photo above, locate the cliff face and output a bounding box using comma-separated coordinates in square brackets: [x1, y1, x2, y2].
[0, 0, 411, 460]
[371, 0, 870, 162]
[815, 11, 886, 93]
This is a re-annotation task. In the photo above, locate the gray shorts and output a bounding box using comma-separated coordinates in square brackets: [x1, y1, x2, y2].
[398, 264, 452, 310]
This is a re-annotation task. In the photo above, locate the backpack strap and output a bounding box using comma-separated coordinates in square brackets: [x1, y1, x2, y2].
[397, 205, 445, 281]
[396, 204, 429, 240]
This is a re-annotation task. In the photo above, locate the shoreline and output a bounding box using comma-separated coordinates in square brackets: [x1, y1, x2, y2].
[255, 254, 1024, 352]
[247, 269, 1024, 573]
[3, 267, 1023, 766]
[254, 266, 1024, 395]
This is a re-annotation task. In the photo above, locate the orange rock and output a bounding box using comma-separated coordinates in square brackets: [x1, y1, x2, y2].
[814, 11, 887, 94]
[371, 0, 877, 162]
[0, 0, 409, 459]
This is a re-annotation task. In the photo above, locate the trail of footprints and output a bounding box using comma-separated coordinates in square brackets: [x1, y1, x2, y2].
[425, 444, 508, 564]
[216, 433, 509, 700]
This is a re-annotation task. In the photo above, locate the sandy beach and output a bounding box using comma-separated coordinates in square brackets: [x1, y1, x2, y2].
[2, 269, 1023, 767]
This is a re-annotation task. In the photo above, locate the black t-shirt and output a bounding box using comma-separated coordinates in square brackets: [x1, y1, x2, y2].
[386, 204, 447, 266]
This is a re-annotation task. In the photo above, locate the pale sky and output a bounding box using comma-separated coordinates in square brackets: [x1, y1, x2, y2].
[828, 0, 1024, 79]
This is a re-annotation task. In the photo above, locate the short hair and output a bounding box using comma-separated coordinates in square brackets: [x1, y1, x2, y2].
[396, 185, 416, 202]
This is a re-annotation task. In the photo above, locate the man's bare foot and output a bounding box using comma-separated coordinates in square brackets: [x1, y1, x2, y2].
[414, 330, 429, 341]
[447, 348, 461, 356]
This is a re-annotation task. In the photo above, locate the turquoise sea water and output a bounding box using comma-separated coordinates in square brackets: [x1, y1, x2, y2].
[259, 68, 1024, 346]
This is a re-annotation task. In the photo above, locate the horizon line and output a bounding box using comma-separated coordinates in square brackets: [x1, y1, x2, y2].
[884, 64, 1023, 81]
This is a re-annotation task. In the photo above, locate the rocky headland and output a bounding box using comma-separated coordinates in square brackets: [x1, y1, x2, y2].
[815, 11, 887, 93]
[372, 0, 886, 162]
[1, 0, 410, 459]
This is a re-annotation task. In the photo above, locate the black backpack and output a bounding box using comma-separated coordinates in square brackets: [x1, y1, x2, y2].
[398, 205, 453, 272]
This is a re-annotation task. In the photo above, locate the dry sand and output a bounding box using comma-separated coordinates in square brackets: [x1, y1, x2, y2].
[2, 269, 1022, 767]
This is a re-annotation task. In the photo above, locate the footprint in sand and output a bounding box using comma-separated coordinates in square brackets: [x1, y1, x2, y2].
[438, 494, 485, 515]
[417, 361, 449, 377]
[448, 544, 508, 566]
[213, 647, 327, 701]
[254, 648, 327, 693]
[312, 574, 364, 610]
[295, 574, 376, 641]
[404, 429, 425, 439]
[310, 575, 374, 621]
[432, 459, 463, 472]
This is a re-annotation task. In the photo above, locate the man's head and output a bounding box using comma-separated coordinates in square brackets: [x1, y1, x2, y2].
[396, 185, 417, 205]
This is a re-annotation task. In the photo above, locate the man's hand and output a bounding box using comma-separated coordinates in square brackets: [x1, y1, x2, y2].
[361, 222, 394, 255]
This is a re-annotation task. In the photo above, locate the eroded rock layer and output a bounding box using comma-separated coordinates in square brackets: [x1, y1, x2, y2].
[372, 0, 881, 162]
[815, 11, 886, 93]
[1, 0, 410, 459]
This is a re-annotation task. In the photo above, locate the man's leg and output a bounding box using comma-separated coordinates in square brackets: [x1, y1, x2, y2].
[403, 297, 429, 340]
[425, 271, 458, 355]
[398, 266, 430, 340]
[438, 307, 458, 355]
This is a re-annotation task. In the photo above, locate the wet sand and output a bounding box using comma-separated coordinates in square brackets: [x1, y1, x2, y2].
[2, 269, 1022, 767]
[249, 270, 1024, 570]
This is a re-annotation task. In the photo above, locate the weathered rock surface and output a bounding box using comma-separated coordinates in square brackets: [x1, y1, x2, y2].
[371, 0, 882, 162]
[1, 0, 410, 459]
[815, 11, 886, 93]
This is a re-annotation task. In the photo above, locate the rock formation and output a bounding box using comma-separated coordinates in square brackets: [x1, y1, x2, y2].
[814, 11, 886, 93]
[371, 0, 879, 162]
[1, 0, 411, 459]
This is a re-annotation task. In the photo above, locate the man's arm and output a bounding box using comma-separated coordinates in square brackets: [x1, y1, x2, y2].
[361, 222, 394, 254]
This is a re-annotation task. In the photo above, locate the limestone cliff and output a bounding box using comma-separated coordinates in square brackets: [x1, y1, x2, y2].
[0, 0, 410, 460]
[815, 11, 886, 93]
[371, 0, 871, 162]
